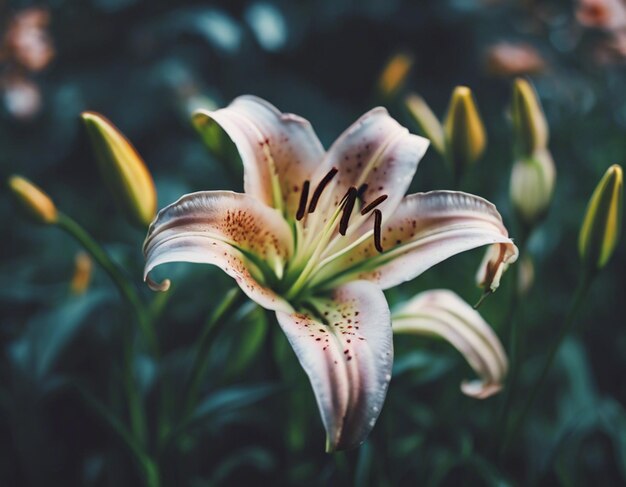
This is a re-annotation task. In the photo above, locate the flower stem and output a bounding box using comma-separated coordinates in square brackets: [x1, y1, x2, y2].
[492, 229, 527, 451]
[57, 213, 158, 355]
[56, 213, 161, 485]
[500, 274, 592, 455]
[182, 288, 244, 418]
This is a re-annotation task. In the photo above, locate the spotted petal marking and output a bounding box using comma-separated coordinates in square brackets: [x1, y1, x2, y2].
[314, 191, 518, 291]
[193, 96, 325, 217]
[307, 108, 429, 234]
[275, 280, 393, 451]
[143, 191, 293, 312]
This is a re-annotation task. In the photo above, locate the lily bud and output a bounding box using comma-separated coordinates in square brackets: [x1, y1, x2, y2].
[70, 251, 93, 295]
[81, 111, 157, 228]
[510, 149, 556, 228]
[444, 86, 486, 181]
[579, 164, 623, 273]
[405, 93, 445, 155]
[377, 52, 413, 98]
[511, 78, 548, 158]
[8, 175, 57, 224]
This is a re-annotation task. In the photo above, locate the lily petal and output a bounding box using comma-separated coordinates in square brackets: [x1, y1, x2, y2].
[314, 191, 517, 291]
[193, 96, 325, 217]
[275, 280, 393, 451]
[143, 191, 293, 312]
[310, 107, 429, 224]
[393, 289, 508, 399]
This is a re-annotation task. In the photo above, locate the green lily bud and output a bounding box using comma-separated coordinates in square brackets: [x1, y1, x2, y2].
[509, 149, 556, 228]
[579, 164, 623, 273]
[8, 175, 58, 224]
[405, 93, 445, 155]
[81, 111, 157, 228]
[511, 78, 548, 158]
[444, 86, 486, 182]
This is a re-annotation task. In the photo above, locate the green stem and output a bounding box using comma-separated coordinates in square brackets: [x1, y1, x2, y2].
[501, 274, 592, 455]
[492, 229, 528, 451]
[57, 213, 158, 355]
[182, 288, 244, 418]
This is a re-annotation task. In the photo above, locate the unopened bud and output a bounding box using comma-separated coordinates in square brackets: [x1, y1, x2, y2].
[405, 93, 445, 155]
[511, 78, 548, 157]
[8, 175, 57, 224]
[81, 112, 157, 228]
[510, 149, 556, 228]
[579, 164, 623, 273]
[377, 52, 413, 97]
[444, 86, 486, 181]
[70, 251, 93, 295]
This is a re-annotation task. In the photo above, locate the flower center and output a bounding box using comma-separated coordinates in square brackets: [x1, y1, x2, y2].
[281, 167, 388, 301]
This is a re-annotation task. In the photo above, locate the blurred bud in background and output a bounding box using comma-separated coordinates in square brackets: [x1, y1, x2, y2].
[484, 42, 546, 78]
[579, 164, 623, 274]
[70, 251, 93, 295]
[509, 78, 556, 230]
[406, 86, 486, 185]
[511, 78, 548, 158]
[0, 7, 54, 120]
[1, 75, 42, 121]
[405, 93, 445, 154]
[510, 150, 556, 229]
[576, 0, 626, 31]
[1, 8, 55, 72]
[444, 86, 486, 184]
[8, 175, 58, 225]
[377, 52, 413, 98]
[81, 112, 157, 228]
[517, 253, 535, 296]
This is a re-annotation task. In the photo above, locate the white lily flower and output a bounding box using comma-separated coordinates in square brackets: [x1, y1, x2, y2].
[143, 96, 518, 451]
[393, 289, 508, 399]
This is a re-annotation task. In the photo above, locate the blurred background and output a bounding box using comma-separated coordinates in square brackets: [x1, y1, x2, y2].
[1, 0, 626, 485]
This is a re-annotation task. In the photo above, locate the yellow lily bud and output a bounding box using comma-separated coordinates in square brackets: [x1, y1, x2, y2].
[81, 111, 157, 228]
[511, 78, 548, 157]
[579, 164, 623, 272]
[444, 86, 486, 181]
[8, 175, 58, 224]
[405, 93, 445, 155]
[70, 251, 93, 295]
[510, 149, 556, 228]
[377, 52, 413, 97]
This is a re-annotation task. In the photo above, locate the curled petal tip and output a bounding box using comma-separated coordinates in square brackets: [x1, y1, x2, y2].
[146, 275, 170, 292]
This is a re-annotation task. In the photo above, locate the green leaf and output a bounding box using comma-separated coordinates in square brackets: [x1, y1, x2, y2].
[10, 291, 110, 381]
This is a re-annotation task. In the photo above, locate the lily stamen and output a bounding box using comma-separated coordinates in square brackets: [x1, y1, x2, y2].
[296, 180, 310, 221]
[360, 194, 388, 215]
[373, 209, 383, 252]
[339, 186, 359, 235]
[308, 167, 338, 213]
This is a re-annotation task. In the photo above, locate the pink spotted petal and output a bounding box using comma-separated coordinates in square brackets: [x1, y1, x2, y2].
[275, 280, 393, 451]
[193, 96, 325, 217]
[143, 191, 293, 313]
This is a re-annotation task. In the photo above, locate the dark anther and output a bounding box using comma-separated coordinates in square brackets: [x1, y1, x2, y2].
[360, 194, 388, 215]
[296, 180, 310, 221]
[373, 209, 383, 253]
[356, 183, 369, 203]
[308, 167, 338, 213]
[339, 187, 358, 235]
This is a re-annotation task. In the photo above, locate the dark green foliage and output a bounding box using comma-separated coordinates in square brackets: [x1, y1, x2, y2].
[1, 0, 625, 485]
